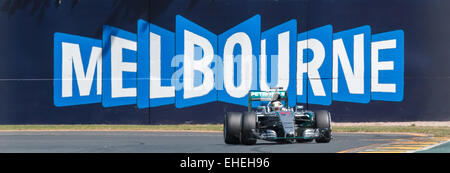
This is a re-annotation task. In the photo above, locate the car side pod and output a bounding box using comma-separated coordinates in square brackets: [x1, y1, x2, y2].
[224, 112, 242, 144]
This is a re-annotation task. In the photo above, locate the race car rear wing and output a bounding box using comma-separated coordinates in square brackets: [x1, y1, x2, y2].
[248, 90, 288, 112]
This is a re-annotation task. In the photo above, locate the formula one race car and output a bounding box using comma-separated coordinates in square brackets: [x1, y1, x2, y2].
[224, 87, 332, 145]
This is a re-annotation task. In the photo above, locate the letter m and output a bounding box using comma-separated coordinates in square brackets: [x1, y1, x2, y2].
[54, 33, 102, 106]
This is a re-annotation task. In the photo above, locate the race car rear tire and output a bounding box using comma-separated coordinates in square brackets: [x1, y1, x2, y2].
[241, 112, 257, 145]
[224, 112, 242, 144]
[314, 110, 332, 143]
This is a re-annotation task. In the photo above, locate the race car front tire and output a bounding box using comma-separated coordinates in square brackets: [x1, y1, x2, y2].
[314, 110, 332, 143]
[241, 112, 257, 145]
[224, 112, 242, 144]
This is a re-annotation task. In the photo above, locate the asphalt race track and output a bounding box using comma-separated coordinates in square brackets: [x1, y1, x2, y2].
[0, 131, 421, 153]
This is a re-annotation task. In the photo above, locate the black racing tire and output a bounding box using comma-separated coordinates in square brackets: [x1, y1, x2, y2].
[241, 112, 257, 145]
[224, 112, 242, 144]
[316, 130, 331, 143]
[314, 110, 332, 143]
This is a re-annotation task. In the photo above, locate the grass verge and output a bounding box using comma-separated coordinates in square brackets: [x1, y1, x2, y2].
[0, 124, 450, 137]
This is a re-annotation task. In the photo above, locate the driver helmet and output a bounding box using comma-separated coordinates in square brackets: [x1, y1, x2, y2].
[271, 101, 283, 111]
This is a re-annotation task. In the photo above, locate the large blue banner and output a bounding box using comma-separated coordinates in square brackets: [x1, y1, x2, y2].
[0, 0, 446, 124]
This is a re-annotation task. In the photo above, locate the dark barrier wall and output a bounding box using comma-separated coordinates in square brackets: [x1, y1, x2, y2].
[0, 0, 449, 124]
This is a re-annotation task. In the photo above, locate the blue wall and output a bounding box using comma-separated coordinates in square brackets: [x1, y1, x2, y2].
[0, 0, 449, 124]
